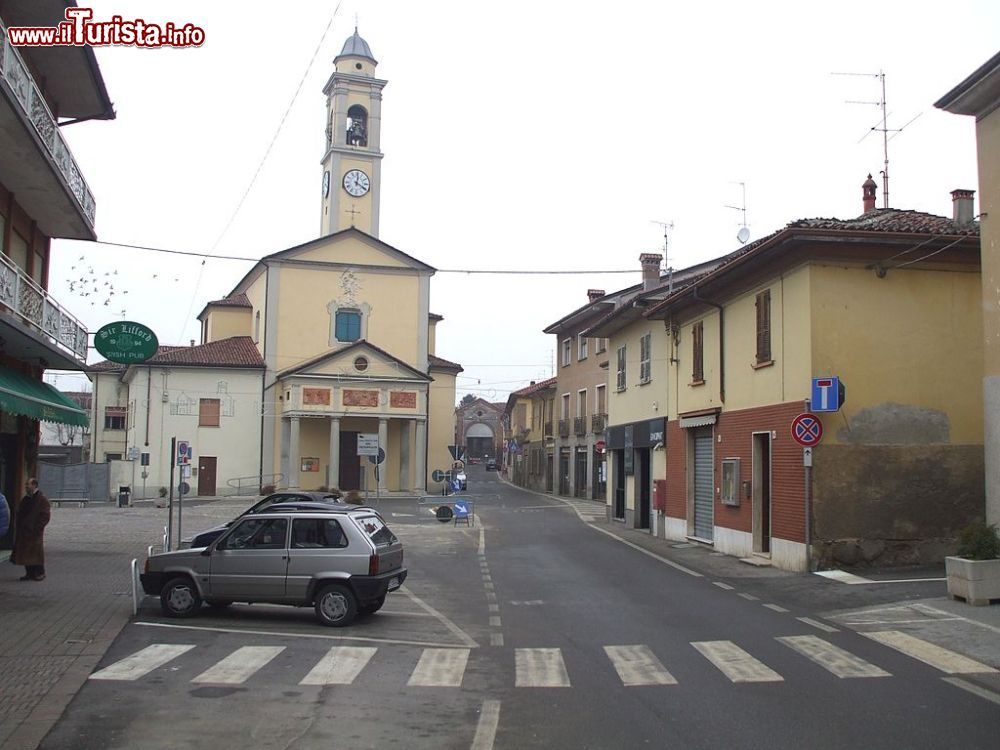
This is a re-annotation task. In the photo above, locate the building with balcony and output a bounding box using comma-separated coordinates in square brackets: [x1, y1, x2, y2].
[504, 378, 555, 492]
[1, 1, 114, 549]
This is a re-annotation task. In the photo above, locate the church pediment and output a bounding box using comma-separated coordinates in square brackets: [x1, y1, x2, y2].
[264, 228, 435, 273]
[277, 340, 430, 382]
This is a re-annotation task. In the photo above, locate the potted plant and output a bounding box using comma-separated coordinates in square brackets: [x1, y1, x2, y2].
[945, 522, 1000, 606]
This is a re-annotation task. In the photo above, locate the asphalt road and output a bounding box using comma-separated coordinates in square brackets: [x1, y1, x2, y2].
[39, 468, 1000, 749]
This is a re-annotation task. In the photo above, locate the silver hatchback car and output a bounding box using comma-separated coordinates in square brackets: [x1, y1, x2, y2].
[141, 505, 406, 627]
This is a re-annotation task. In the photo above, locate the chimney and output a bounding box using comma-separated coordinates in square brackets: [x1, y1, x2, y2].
[587, 289, 605, 303]
[951, 189, 975, 224]
[639, 253, 662, 291]
[862, 174, 877, 213]
[189, 339, 195, 347]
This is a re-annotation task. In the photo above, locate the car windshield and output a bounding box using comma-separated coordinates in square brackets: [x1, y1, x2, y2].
[355, 514, 398, 546]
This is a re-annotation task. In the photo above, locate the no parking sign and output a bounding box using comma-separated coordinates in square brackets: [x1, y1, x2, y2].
[791, 413, 823, 447]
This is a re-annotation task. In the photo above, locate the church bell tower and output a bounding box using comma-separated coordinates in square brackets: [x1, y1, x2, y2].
[320, 29, 386, 237]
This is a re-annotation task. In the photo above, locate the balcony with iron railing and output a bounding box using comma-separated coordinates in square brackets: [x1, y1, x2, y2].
[574, 416, 587, 436]
[558, 419, 570, 438]
[591, 413, 608, 433]
[0, 18, 98, 235]
[0, 252, 88, 366]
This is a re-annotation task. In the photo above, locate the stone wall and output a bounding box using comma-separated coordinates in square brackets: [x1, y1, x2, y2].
[812, 444, 984, 568]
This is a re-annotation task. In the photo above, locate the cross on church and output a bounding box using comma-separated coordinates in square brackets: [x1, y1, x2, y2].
[345, 205, 362, 226]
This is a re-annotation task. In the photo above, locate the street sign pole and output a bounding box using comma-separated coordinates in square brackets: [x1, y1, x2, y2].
[167, 437, 175, 551]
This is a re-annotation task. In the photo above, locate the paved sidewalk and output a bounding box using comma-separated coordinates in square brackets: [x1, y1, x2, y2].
[0, 497, 253, 750]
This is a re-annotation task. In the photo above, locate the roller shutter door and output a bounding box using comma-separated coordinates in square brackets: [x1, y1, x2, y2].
[693, 429, 714, 541]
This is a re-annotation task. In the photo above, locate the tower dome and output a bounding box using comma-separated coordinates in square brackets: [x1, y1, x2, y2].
[335, 28, 377, 65]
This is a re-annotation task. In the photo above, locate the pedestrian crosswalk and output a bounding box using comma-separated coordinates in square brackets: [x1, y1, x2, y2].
[88, 630, 996, 689]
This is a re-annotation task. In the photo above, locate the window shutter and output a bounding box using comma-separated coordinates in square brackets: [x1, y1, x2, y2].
[756, 290, 771, 362]
[693, 322, 704, 381]
[199, 398, 221, 427]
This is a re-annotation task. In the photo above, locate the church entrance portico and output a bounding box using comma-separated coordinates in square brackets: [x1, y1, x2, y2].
[280, 413, 426, 494]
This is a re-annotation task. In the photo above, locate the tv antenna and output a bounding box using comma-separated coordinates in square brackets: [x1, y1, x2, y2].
[724, 181, 750, 244]
[651, 220, 675, 292]
[833, 70, 922, 209]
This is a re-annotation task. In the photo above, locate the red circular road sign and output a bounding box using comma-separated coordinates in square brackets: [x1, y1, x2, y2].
[595, 440, 606, 454]
[791, 413, 823, 447]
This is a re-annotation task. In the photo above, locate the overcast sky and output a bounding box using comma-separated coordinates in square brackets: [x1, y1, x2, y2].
[44, 1, 999, 402]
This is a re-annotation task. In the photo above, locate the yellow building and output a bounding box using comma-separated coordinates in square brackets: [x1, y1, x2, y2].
[504, 379, 555, 492]
[935, 51, 1000, 528]
[642, 182, 982, 571]
[194, 28, 461, 494]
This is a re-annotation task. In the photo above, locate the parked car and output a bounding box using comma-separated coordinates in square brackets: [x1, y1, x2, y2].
[183, 491, 343, 548]
[485, 459, 497, 471]
[468, 457, 480, 465]
[142, 505, 406, 627]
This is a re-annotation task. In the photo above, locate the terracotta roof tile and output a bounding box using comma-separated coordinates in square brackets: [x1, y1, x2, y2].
[510, 377, 557, 397]
[428, 354, 463, 371]
[788, 209, 979, 236]
[206, 292, 252, 308]
[90, 337, 264, 372]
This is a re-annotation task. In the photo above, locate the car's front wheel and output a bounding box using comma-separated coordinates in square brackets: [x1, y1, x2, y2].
[314, 584, 357, 627]
[160, 576, 202, 618]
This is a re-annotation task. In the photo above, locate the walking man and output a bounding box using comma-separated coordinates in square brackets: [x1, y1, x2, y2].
[13, 478, 50, 581]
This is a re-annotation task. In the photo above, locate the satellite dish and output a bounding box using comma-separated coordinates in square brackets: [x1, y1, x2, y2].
[737, 226, 750, 244]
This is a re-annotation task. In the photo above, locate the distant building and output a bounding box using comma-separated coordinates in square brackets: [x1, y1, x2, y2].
[455, 399, 504, 459]
[39, 391, 91, 464]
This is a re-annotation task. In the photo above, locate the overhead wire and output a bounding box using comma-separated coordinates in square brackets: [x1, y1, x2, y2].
[175, 2, 344, 340]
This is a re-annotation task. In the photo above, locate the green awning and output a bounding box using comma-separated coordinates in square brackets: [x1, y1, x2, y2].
[0, 366, 89, 427]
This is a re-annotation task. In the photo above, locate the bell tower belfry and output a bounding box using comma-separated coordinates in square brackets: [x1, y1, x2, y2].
[320, 29, 386, 237]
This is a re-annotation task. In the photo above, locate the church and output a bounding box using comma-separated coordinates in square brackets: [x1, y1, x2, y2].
[90, 29, 461, 496]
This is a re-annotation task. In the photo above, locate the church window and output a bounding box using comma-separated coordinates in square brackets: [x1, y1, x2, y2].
[335, 310, 362, 342]
[354, 356, 369, 372]
[346, 105, 368, 147]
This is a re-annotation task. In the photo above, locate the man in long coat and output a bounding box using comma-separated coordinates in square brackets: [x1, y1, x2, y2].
[13, 477, 50, 581]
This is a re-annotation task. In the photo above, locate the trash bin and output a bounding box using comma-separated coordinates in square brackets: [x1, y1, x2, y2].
[117, 485, 131, 508]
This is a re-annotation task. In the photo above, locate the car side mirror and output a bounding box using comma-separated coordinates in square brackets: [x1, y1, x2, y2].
[200, 547, 212, 556]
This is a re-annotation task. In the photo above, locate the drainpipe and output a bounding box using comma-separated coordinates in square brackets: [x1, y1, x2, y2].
[144, 366, 151, 447]
[692, 287, 725, 403]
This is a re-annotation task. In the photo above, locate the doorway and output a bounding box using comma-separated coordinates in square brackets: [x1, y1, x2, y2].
[558, 449, 570, 496]
[752, 432, 772, 554]
[613, 450, 626, 520]
[197, 456, 217, 496]
[338, 432, 361, 490]
[636, 448, 650, 529]
[691, 427, 714, 541]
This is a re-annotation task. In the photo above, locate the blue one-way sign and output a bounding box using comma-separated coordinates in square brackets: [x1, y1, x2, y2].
[811, 376, 845, 413]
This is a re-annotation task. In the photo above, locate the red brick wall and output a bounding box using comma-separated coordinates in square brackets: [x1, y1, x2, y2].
[665, 402, 807, 544]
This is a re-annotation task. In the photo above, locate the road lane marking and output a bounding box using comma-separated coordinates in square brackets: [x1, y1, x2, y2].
[604, 645, 677, 686]
[136, 621, 472, 649]
[407, 648, 470, 687]
[863, 631, 998, 674]
[797, 617, 839, 633]
[400, 588, 480, 648]
[813, 570, 872, 584]
[515, 648, 571, 687]
[471, 700, 501, 750]
[89, 644, 195, 681]
[738, 593, 760, 601]
[489, 604, 499, 612]
[776, 635, 890, 678]
[489, 616, 501, 627]
[300, 646, 376, 685]
[692, 641, 783, 683]
[490, 633, 504, 647]
[713, 582, 735, 590]
[942, 677, 1000, 706]
[912, 603, 1000, 635]
[763, 604, 789, 613]
[586, 524, 703, 577]
[192, 646, 285, 684]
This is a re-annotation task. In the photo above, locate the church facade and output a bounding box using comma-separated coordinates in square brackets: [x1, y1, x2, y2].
[91, 29, 461, 496]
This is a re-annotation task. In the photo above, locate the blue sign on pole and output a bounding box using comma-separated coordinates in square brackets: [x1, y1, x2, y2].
[811, 376, 844, 413]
